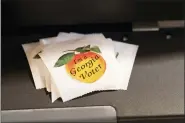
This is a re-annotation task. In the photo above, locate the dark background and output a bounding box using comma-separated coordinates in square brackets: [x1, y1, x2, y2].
[2, 0, 184, 35]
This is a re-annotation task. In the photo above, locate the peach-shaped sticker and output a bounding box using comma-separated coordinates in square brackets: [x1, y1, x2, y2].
[54, 45, 106, 83]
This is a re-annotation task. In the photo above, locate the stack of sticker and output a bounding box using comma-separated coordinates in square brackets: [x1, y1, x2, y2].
[22, 32, 139, 102]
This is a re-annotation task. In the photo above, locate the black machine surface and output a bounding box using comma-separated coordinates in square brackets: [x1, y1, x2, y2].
[1, 0, 184, 123]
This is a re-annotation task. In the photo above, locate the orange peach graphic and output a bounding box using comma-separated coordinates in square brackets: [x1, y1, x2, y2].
[54, 45, 106, 83]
